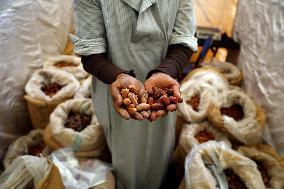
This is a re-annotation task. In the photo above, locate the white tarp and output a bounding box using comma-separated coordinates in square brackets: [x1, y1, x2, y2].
[0, 0, 73, 162]
[234, 0, 284, 154]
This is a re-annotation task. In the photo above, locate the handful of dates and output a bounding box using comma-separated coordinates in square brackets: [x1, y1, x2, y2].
[120, 85, 182, 121]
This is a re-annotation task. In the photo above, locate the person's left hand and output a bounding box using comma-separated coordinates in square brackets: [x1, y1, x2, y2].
[144, 72, 182, 121]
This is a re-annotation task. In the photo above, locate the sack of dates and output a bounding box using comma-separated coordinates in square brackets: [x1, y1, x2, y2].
[173, 122, 231, 173]
[25, 69, 80, 129]
[44, 99, 106, 158]
[0, 156, 65, 189]
[74, 75, 92, 99]
[43, 55, 88, 81]
[201, 59, 242, 86]
[180, 141, 265, 189]
[179, 68, 229, 123]
[207, 89, 266, 144]
[178, 84, 216, 123]
[3, 129, 49, 169]
[238, 144, 284, 189]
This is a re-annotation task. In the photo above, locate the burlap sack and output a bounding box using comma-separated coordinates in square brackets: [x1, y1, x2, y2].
[25, 69, 80, 129]
[74, 75, 92, 99]
[183, 141, 265, 189]
[44, 99, 106, 158]
[181, 67, 229, 93]
[3, 129, 49, 169]
[178, 84, 217, 123]
[238, 144, 284, 189]
[179, 68, 229, 123]
[43, 55, 88, 80]
[207, 89, 266, 144]
[201, 59, 242, 86]
[0, 156, 65, 189]
[174, 122, 231, 163]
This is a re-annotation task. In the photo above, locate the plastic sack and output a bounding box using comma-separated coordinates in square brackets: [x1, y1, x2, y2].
[3, 129, 50, 169]
[74, 75, 92, 99]
[50, 148, 114, 189]
[25, 69, 80, 129]
[43, 55, 88, 81]
[234, 0, 284, 154]
[201, 59, 242, 86]
[173, 122, 231, 182]
[207, 89, 266, 144]
[0, 155, 65, 189]
[44, 99, 106, 158]
[182, 141, 265, 189]
[238, 144, 284, 189]
[179, 68, 229, 123]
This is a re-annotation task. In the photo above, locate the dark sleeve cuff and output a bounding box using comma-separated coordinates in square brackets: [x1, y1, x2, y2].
[81, 54, 135, 84]
[146, 44, 193, 80]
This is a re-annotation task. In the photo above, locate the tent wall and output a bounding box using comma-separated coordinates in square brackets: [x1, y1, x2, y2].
[193, 0, 238, 36]
[234, 0, 284, 154]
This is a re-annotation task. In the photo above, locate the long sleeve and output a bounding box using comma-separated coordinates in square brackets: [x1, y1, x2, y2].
[72, 0, 135, 84]
[146, 44, 193, 80]
[147, 0, 198, 80]
[81, 54, 135, 84]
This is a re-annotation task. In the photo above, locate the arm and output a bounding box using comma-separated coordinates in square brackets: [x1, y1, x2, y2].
[72, 0, 131, 84]
[72, 0, 142, 120]
[145, 0, 198, 120]
[147, 0, 198, 80]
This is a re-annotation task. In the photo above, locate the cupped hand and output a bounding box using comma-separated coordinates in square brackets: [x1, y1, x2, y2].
[145, 72, 182, 121]
[110, 73, 143, 120]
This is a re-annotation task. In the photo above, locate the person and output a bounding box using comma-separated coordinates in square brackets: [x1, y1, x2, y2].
[71, 0, 198, 188]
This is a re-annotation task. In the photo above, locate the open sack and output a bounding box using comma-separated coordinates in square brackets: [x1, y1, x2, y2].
[201, 59, 242, 86]
[179, 68, 229, 123]
[43, 55, 88, 81]
[180, 141, 265, 189]
[173, 121, 231, 168]
[25, 69, 80, 129]
[238, 144, 284, 189]
[207, 89, 266, 144]
[3, 129, 49, 169]
[44, 99, 106, 158]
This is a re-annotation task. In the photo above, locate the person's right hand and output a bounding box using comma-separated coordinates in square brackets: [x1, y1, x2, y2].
[110, 73, 143, 120]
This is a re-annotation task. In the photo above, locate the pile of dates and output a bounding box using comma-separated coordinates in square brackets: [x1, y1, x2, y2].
[186, 95, 200, 111]
[54, 61, 76, 68]
[220, 104, 244, 121]
[64, 111, 92, 132]
[41, 83, 63, 97]
[120, 85, 182, 121]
